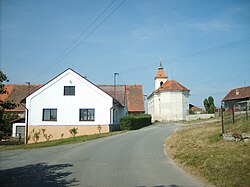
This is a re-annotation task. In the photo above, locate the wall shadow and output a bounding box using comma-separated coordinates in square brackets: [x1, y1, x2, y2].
[0, 162, 78, 187]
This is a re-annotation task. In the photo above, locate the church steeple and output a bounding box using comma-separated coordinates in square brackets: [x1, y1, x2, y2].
[155, 63, 168, 90]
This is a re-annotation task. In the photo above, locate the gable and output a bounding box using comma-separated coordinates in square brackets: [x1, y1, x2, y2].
[27, 69, 112, 102]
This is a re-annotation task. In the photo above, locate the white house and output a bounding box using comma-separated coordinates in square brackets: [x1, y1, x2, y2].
[24, 68, 124, 143]
[148, 64, 190, 122]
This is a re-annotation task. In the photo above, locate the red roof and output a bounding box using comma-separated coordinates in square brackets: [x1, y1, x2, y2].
[189, 104, 202, 111]
[155, 80, 189, 92]
[1, 84, 145, 113]
[155, 67, 168, 79]
[223, 86, 250, 101]
[125, 85, 145, 113]
[98, 85, 126, 106]
[0, 84, 43, 112]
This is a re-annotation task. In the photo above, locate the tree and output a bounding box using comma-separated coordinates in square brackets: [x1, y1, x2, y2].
[0, 71, 17, 132]
[203, 96, 215, 114]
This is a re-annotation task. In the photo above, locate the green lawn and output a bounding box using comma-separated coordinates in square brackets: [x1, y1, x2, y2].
[166, 118, 250, 187]
[0, 131, 125, 151]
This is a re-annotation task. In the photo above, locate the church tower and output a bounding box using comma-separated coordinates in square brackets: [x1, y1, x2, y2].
[155, 62, 168, 90]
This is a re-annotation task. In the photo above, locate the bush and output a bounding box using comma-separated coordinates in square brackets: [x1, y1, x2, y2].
[0, 131, 4, 141]
[69, 127, 78, 137]
[120, 114, 152, 130]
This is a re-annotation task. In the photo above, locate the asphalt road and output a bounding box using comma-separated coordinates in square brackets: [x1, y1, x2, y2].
[0, 123, 204, 187]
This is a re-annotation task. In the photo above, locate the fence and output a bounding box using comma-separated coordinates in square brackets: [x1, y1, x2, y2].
[221, 102, 249, 134]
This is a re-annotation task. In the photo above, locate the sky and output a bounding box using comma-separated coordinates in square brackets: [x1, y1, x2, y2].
[1, 0, 250, 109]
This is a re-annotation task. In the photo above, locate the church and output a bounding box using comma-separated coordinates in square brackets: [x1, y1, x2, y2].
[147, 63, 190, 122]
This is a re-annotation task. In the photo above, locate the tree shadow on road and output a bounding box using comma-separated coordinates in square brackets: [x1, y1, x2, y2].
[0, 162, 78, 187]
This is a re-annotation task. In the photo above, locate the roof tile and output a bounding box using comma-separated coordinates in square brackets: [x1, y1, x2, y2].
[155, 80, 189, 92]
[125, 85, 145, 113]
[223, 86, 250, 101]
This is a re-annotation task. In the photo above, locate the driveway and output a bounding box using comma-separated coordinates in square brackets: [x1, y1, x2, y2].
[0, 123, 204, 187]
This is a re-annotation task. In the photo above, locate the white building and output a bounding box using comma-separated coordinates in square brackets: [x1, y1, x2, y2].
[148, 64, 190, 122]
[15, 68, 145, 143]
[24, 69, 124, 143]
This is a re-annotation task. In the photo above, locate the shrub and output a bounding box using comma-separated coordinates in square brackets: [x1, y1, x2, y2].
[120, 114, 151, 130]
[0, 131, 4, 141]
[69, 127, 78, 137]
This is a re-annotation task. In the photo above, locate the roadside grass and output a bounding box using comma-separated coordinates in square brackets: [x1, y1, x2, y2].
[0, 131, 125, 151]
[178, 117, 220, 125]
[166, 118, 250, 187]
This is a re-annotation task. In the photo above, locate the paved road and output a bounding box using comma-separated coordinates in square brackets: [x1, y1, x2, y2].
[0, 123, 204, 187]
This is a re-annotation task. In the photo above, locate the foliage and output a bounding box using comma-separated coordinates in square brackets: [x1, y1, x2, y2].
[0, 131, 125, 150]
[31, 129, 41, 143]
[203, 96, 215, 114]
[97, 125, 102, 133]
[0, 131, 4, 140]
[0, 70, 17, 133]
[69, 127, 78, 137]
[120, 114, 151, 130]
[0, 112, 18, 133]
[41, 128, 53, 141]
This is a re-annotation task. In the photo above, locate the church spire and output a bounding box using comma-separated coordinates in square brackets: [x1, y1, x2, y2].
[154, 62, 168, 90]
[155, 63, 168, 79]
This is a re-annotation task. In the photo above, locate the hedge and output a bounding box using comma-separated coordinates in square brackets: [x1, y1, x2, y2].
[120, 114, 152, 130]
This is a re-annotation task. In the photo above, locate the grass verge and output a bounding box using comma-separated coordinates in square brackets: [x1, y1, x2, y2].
[166, 119, 250, 187]
[0, 131, 125, 151]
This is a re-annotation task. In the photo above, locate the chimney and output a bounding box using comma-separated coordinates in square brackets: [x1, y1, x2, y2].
[236, 89, 239, 96]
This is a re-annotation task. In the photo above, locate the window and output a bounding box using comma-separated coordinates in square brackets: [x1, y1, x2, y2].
[43, 109, 57, 121]
[79, 109, 95, 121]
[160, 81, 163, 87]
[64, 86, 75, 95]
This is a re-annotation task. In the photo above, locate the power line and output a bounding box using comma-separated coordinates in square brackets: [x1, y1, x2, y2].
[33, 0, 127, 82]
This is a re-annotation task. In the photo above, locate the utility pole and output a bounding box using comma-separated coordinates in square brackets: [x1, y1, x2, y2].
[25, 82, 30, 144]
[114, 73, 119, 100]
[221, 104, 224, 134]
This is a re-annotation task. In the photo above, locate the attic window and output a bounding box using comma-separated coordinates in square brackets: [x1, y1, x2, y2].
[64, 86, 75, 96]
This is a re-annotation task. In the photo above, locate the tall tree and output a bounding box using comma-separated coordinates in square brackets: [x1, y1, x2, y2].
[203, 96, 215, 114]
[0, 71, 17, 132]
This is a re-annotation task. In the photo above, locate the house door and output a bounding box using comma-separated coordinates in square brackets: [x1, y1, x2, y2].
[16, 126, 25, 138]
[113, 109, 118, 124]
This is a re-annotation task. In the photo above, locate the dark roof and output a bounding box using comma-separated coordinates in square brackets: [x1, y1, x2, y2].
[125, 85, 145, 113]
[0, 84, 43, 112]
[223, 86, 250, 101]
[98, 85, 126, 106]
[155, 80, 189, 93]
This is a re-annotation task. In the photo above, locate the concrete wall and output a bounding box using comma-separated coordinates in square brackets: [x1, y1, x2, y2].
[186, 114, 215, 121]
[27, 125, 109, 143]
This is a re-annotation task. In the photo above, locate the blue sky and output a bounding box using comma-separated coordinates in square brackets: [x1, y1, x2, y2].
[1, 0, 250, 108]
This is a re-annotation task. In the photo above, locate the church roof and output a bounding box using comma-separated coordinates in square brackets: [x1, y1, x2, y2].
[155, 80, 190, 93]
[155, 63, 168, 79]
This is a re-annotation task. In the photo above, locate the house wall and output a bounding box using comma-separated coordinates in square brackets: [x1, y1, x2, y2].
[25, 70, 114, 143]
[28, 125, 109, 143]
